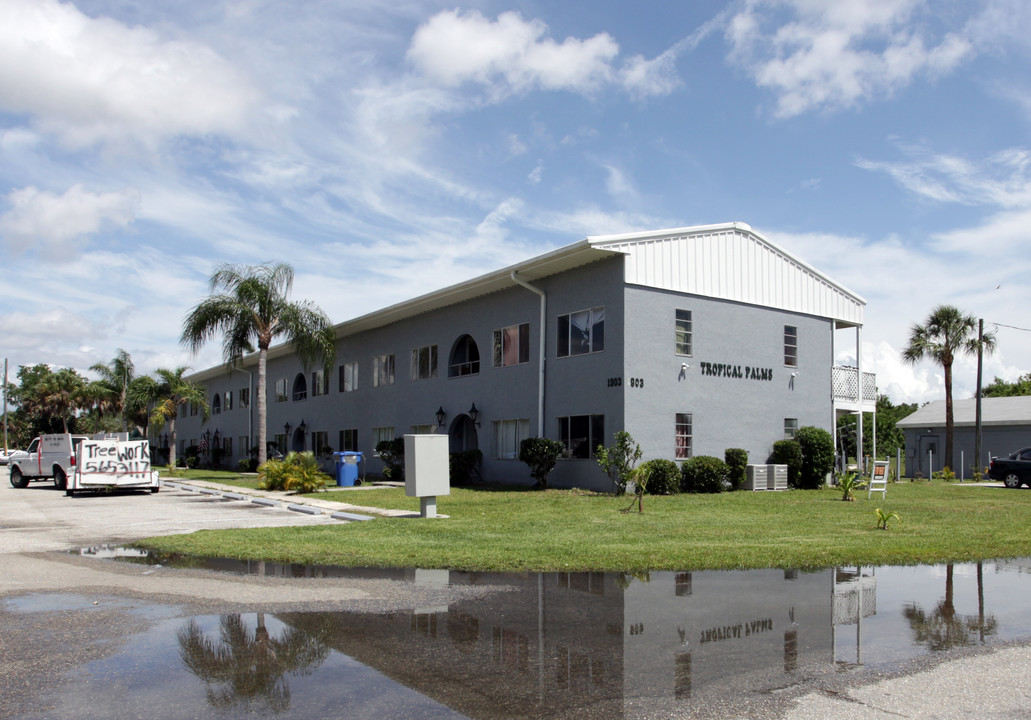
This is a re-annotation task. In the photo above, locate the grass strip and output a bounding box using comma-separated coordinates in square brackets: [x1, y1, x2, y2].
[135, 481, 1031, 572]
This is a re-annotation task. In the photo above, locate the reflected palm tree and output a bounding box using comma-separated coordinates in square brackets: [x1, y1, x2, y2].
[178, 613, 330, 712]
[902, 564, 998, 651]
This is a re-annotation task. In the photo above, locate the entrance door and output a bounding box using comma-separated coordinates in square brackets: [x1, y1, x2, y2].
[449, 415, 479, 454]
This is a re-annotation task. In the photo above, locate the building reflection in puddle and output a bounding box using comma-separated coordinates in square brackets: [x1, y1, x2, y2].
[165, 562, 1016, 718]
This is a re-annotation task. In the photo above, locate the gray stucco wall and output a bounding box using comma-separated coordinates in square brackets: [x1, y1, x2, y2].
[903, 426, 1031, 478]
[622, 286, 834, 468]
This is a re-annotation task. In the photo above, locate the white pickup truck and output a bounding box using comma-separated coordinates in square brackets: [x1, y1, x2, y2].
[9, 433, 161, 496]
[9, 433, 88, 490]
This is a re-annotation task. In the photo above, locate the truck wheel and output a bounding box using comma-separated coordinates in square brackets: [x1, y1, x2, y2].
[150, 487, 159, 494]
[1003, 473, 1022, 489]
[53, 468, 67, 491]
[10, 467, 28, 489]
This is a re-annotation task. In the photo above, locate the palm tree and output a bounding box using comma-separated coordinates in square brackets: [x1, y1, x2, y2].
[90, 349, 135, 431]
[150, 366, 209, 469]
[180, 262, 336, 465]
[37, 368, 87, 433]
[902, 305, 996, 473]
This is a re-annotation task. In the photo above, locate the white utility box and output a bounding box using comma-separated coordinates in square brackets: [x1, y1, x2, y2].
[766, 464, 788, 491]
[404, 434, 450, 518]
[744, 464, 768, 491]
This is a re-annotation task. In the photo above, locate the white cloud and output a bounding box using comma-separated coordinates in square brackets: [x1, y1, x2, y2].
[726, 0, 974, 117]
[0, 184, 139, 258]
[0, 0, 258, 148]
[407, 9, 679, 100]
[528, 161, 544, 186]
[603, 164, 639, 203]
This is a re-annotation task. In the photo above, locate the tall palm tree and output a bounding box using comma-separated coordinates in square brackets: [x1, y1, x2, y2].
[90, 349, 135, 431]
[902, 305, 996, 473]
[125, 375, 160, 438]
[150, 366, 209, 469]
[180, 262, 336, 465]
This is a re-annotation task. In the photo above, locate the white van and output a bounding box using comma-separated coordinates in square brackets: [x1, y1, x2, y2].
[9, 434, 89, 490]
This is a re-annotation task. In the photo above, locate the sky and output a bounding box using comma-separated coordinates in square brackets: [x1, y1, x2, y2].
[1, 0, 1029, 406]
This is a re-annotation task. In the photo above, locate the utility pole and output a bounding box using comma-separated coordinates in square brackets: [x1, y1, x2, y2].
[974, 319, 984, 478]
[3, 357, 8, 453]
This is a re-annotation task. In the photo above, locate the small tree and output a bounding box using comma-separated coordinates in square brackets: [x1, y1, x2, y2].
[519, 437, 565, 489]
[724, 448, 748, 491]
[595, 431, 642, 495]
[796, 426, 835, 489]
[375, 437, 406, 480]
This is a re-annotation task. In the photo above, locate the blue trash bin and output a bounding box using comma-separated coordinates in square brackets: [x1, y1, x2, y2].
[334, 451, 363, 487]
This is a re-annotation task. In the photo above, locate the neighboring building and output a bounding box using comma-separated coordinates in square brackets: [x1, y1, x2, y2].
[896, 396, 1031, 478]
[177, 222, 874, 491]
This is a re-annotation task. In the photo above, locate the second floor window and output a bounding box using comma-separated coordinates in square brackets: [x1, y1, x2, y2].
[223, 391, 233, 411]
[784, 325, 798, 367]
[239, 388, 250, 409]
[675, 310, 692, 355]
[373, 354, 395, 387]
[411, 345, 438, 381]
[274, 378, 287, 402]
[558, 306, 604, 357]
[311, 369, 326, 397]
[494, 323, 530, 367]
[339, 362, 358, 392]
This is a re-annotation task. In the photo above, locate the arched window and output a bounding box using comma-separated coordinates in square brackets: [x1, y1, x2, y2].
[211, 394, 221, 414]
[292, 373, 308, 401]
[448, 335, 480, 377]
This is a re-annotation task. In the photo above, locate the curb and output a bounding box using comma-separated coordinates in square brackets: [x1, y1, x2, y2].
[159, 478, 375, 522]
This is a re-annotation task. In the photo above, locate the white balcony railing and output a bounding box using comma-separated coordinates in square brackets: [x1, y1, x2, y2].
[833, 366, 877, 409]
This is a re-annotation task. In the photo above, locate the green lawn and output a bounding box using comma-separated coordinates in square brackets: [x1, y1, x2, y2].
[135, 481, 1031, 572]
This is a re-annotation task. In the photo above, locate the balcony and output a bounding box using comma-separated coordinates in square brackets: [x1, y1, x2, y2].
[833, 365, 876, 413]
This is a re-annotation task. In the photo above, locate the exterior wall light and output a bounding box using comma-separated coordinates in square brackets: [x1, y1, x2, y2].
[284, 422, 291, 436]
[436, 406, 447, 428]
[468, 403, 480, 427]
[299, 419, 307, 435]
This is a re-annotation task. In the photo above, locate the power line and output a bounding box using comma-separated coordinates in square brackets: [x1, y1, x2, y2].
[988, 322, 1031, 333]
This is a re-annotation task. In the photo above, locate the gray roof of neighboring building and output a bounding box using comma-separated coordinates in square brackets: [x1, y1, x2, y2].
[896, 396, 1031, 428]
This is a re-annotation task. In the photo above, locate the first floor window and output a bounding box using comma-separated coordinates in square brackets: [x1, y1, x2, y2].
[559, 414, 604, 459]
[274, 378, 288, 402]
[784, 418, 798, 439]
[410, 345, 438, 381]
[675, 413, 693, 459]
[373, 354, 395, 387]
[557, 306, 605, 357]
[222, 436, 233, 456]
[410, 424, 435, 434]
[493, 323, 530, 367]
[372, 426, 395, 451]
[675, 309, 692, 356]
[493, 418, 530, 459]
[239, 436, 249, 457]
[339, 362, 358, 392]
[784, 325, 798, 367]
[339, 428, 358, 452]
[312, 430, 330, 454]
[273, 433, 287, 454]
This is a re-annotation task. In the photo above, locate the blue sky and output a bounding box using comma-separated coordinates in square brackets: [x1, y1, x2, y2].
[1, 0, 1029, 405]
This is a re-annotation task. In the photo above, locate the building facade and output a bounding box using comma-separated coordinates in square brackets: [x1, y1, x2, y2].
[176, 222, 872, 491]
[897, 396, 1031, 478]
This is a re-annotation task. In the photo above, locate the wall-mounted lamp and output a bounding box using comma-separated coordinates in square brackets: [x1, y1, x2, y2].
[436, 406, 447, 429]
[284, 421, 291, 436]
[791, 371, 800, 378]
[681, 362, 690, 370]
[203, 429, 211, 444]
[213, 429, 220, 443]
[468, 403, 480, 427]
[299, 419, 307, 435]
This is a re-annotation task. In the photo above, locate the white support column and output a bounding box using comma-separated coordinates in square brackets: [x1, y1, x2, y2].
[856, 326, 864, 473]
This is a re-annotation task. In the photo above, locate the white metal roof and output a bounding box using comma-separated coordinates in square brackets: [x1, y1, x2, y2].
[199, 221, 864, 377]
[896, 396, 1031, 428]
[588, 222, 865, 328]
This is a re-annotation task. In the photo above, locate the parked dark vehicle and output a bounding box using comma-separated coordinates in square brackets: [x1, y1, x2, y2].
[988, 448, 1031, 488]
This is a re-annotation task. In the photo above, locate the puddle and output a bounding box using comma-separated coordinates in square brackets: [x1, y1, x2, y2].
[10, 559, 1031, 718]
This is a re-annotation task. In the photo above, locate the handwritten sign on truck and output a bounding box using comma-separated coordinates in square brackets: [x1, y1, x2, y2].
[71, 439, 160, 494]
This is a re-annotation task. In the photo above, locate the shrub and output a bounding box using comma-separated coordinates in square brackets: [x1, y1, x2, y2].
[450, 449, 483, 485]
[257, 458, 291, 491]
[769, 440, 802, 488]
[933, 466, 956, 481]
[724, 448, 748, 491]
[375, 437, 406, 480]
[519, 437, 565, 489]
[596, 431, 642, 494]
[795, 426, 835, 489]
[641, 459, 680, 495]
[237, 458, 259, 473]
[282, 451, 331, 494]
[681, 456, 729, 494]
